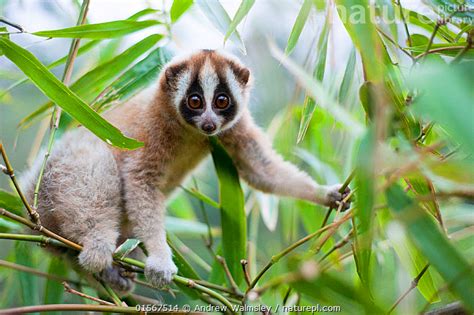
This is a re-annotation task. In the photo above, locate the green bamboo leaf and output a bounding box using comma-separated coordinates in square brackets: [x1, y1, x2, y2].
[297, 15, 329, 143]
[72, 34, 163, 103]
[15, 243, 39, 309]
[386, 183, 474, 312]
[1, 40, 100, 102]
[407, 42, 474, 59]
[210, 137, 246, 285]
[181, 186, 220, 209]
[32, 20, 160, 39]
[195, 0, 246, 53]
[291, 272, 383, 313]
[0, 189, 23, 216]
[409, 61, 474, 154]
[285, 0, 312, 55]
[165, 217, 210, 236]
[337, 47, 357, 104]
[269, 41, 364, 136]
[0, 37, 142, 149]
[44, 257, 68, 309]
[127, 8, 160, 21]
[93, 47, 172, 111]
[379, 208, 439, 302]
[398, 8, 455, 42]
[168, 237, 200, 300]
[1, 10, 154, 101]
[113, 239, 141, 260]
[405, 176, 440, 220]
[170, 0, 194, 23]
[335, 0, 384, 81]
[224, 0, 255, 42]
[353, 127, 376, 290]
[19, 34, 163, 129]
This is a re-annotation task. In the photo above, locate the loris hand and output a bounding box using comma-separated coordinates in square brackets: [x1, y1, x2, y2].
[145, 254, 178, 288]
[324, 184, 351, 210]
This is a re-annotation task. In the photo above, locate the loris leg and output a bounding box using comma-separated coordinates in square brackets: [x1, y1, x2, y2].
[123, 178, 177, 288]
[73, 206, 121, 273]
[219, 111, 351, 209]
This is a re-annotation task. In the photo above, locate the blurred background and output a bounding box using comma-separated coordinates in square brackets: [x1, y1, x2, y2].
[0, 0, 473, 313]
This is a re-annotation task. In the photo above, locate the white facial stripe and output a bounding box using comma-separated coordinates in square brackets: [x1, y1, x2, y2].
[199, 59, 219, 110]
[224, 67, 244, 108]
[173, 69, 191, 108]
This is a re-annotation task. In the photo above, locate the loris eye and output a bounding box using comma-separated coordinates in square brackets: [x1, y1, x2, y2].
[187, 94, 203, 109]
[215, 94, 229, 109]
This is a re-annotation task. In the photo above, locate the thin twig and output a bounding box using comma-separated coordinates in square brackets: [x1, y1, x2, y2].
[0, 17, 24, 32]
[388, 264, 430, 314]
[32, 0, 90, 209]
[0, 259, 83, 286]
[194, 279, 243, 298]
[216, 255, 241, 295]
[376, 26, 414, 60]
[451, 31, 473, 64]
[0, 232, 66, 247]
[240, 259, 251, 287]
[63, 281, 114, 306]
[318, 228, 354, 262]
[96, 277, 125, 306]
[0, 143, 40, 224]
[247, 210, 353, 292]
[0, 304, 142, 314]
[394, 0, 411, 47]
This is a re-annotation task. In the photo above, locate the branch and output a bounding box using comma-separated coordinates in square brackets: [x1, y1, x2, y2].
[247, 210, 353, 292]
[216, 255, 240, 295]
[0, 259, 83, 286]
[240, 259, 251, 287]
[0, 304, 141, 314]
[0, 143, 40, 224]
[388, 263, 430, 314]
[63, 282, 114, 306]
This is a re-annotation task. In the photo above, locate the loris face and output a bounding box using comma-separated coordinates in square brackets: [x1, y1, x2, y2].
[163, 50, 251, 136]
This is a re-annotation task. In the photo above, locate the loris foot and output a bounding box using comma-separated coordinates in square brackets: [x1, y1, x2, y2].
[145, 255, 178, 288]
[78, 241, 114, 273]
[98, 266, 135, 294]
[324, 184, 352, 210]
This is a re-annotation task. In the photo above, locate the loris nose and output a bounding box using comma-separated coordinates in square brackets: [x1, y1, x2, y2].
[202, 122, 216, 133]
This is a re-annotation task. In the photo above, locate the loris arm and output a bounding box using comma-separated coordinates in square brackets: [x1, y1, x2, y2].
[218, 110, 349, 208]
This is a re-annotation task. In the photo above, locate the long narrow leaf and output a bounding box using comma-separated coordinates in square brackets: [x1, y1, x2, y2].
[224, 0, 255, 42]
[270, 41, 364, 136]
[297, 14, 330, 143]
[19, 34, 163, 128]
[0, 37, 142, 149]
[32, 20, 160, 39]
[210, 137, 246, 285]
[170, 0, 194, 23]
[196, 0, 246, 53]
[386, 184, 474, 312]
[285, 0, 313, 55]
[0, 189, 23, 216]
[93, 47, 171, 111]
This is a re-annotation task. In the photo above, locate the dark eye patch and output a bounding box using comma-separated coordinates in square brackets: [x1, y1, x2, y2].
[178, 76, 205, 125]
[213, 81, 237, 126]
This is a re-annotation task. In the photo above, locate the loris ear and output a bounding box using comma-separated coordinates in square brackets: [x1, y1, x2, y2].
[165, 63, 186, 88]
[231, 64, 250, 86]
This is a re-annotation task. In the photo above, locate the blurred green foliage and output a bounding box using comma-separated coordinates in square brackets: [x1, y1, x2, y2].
[0, 0, 473, 314]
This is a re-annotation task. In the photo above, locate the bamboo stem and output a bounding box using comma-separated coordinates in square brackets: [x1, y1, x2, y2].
[0, 143, 40, 224]
[388, 264, 430, 314]
[63, 282, 114, 306]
